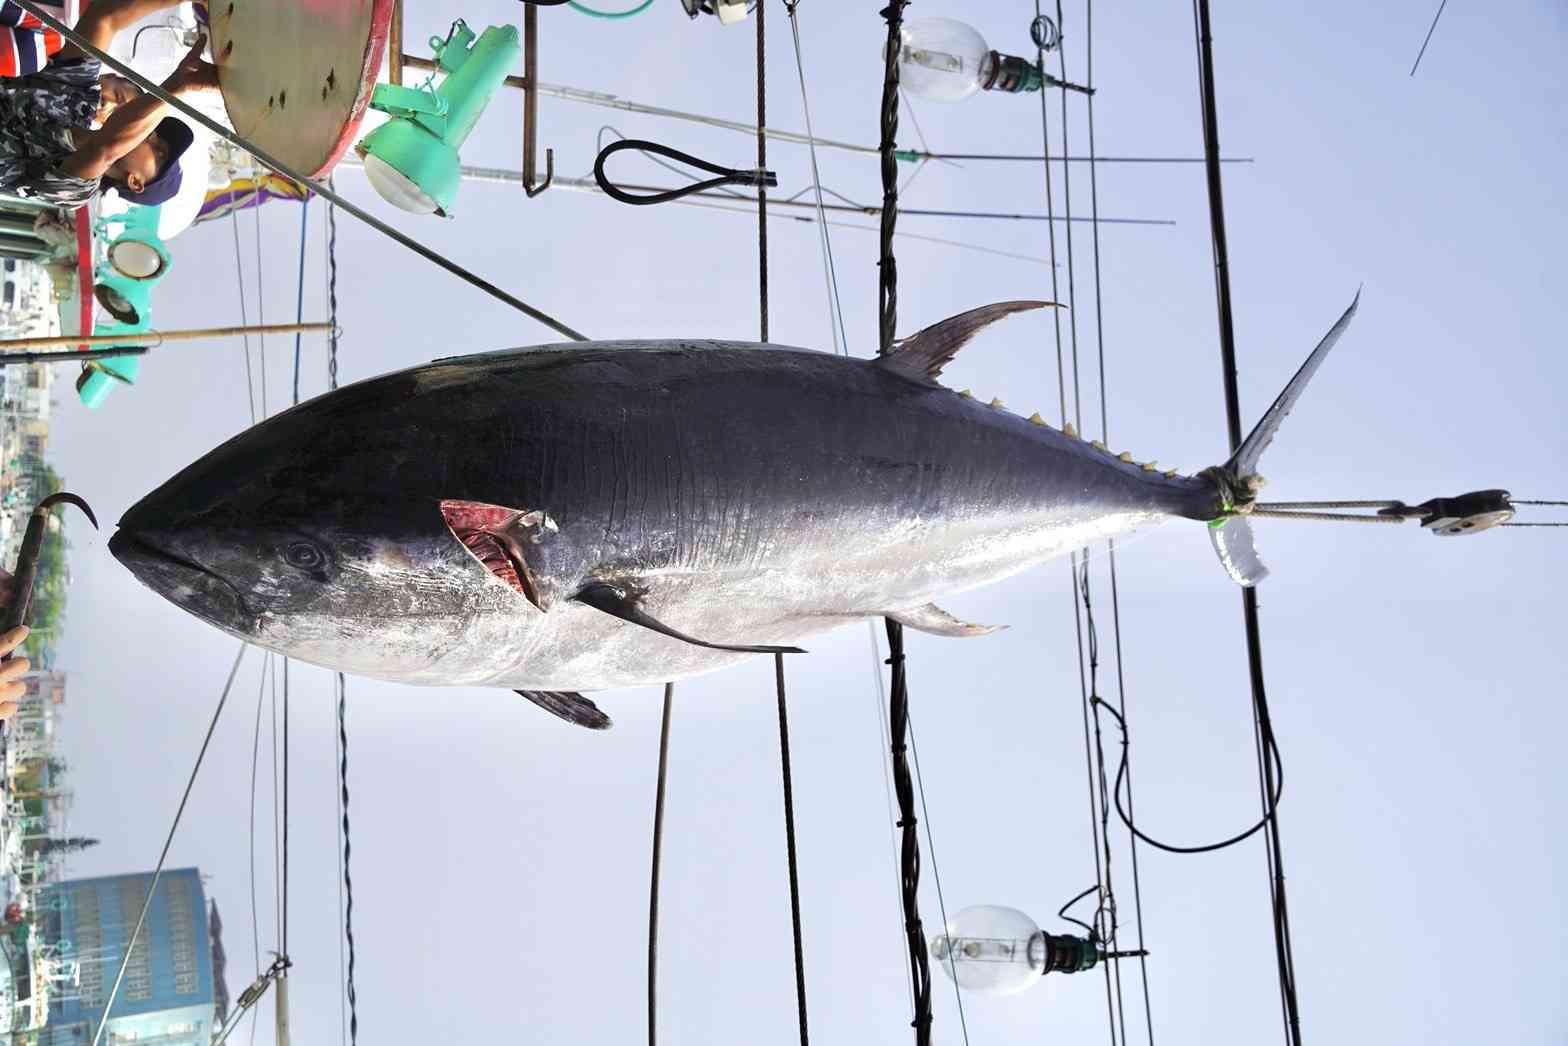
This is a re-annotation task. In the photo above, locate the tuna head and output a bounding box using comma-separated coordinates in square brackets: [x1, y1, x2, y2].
[107, 410, 500, 680]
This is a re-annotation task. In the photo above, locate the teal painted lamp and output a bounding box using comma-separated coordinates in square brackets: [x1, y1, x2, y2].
[355, 20, 520, 217]
[78, 204, 172, 408]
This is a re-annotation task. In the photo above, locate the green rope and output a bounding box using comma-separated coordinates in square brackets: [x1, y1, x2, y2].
[568, 0, 655, 17]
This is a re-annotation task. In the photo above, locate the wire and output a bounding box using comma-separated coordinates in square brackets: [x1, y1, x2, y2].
[1080, 0, 1155, 1033]
[89, 645, 247, 1046]
[757, 1, 768, 344]
[337, 673, 358, 1046]
[647, 682, 674, 1046]
[1058, 883, 1101, 938]
[774, 656, 809, 1046]
[246, 655, 266, 1046]
[568, 0, 654, 16]
[1409, 0, 1449, 77]
[228, 211, 256, 426]
[906, 705, 970, 1046]
[594, 138, 776, 206]
[790, 1, 852, 355]
[290, 200, 310, 406]
[1092, 698, 1284, 855]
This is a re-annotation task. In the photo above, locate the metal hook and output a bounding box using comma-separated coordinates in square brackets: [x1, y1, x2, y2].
[525, 147, 554, 197]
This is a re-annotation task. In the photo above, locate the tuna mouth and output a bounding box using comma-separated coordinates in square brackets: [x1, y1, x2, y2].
[108, 528, 257, 634]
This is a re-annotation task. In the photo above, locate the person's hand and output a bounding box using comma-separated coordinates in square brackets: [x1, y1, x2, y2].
[166, 33, 220, 98]
[0, 626, 31, 720]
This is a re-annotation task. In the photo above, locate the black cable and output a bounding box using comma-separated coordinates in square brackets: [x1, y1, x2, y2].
[884, 619, 931, 1046]
[337, 673, 357, 1046]
[1191, 1, 1302, 1040]
[757, 0, 769, 344]
[648, 683, 674, 1046]
[281, 659, 289, 961]
[878, 6, 931, 1044]
[594, 139, 776, 206]
[774, 656, 809, 1046]
[1058, 883, 1101, 939]
[1092, 697, 1284, 855]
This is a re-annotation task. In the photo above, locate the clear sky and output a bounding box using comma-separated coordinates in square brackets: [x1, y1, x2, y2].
[42, 2, 1568, 1044]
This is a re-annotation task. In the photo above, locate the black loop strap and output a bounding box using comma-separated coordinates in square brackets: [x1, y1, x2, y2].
[593, 138, 778, 206]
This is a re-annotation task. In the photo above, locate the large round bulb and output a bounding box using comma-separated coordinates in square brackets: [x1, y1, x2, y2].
[929, 905, 1045, 996]
[896, 17, 993, 103]
[361, 152, 442, 216]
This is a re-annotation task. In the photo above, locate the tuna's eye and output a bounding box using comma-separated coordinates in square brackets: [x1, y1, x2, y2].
[284, 542, 324, 570]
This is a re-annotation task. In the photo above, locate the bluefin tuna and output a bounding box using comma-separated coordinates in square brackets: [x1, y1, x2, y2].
[109, 297, 1358, 728]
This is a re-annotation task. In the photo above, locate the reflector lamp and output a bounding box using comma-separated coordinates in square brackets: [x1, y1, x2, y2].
[356, 20, 520, 217]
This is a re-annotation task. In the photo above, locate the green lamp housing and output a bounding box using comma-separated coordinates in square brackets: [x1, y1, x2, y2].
[356, 20, 520, 217]
[78, 203, 172, 408]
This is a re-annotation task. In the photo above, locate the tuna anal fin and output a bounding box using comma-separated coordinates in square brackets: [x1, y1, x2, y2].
[1210, 517, 1269, 587]
[878, 301, 1053, 384]
[884, 603, 1006, 638]
[515, 689, 612, 730]
[574, 581, 806, 655]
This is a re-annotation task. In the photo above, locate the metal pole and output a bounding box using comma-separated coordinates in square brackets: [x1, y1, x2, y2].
[397, 55, 1250, 167]
[0, 346, 144, 365]
[523, 4, 537, 190]
[0, 321, 330, 350]
[273, 972, 291, 1046]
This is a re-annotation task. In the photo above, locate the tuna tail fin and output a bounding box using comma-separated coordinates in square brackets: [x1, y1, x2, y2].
[1206, 292, 1361, 588]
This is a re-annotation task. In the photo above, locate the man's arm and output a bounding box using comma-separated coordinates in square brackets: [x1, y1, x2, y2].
[59, 86, 168, 179]
[58, 34, 214, 181]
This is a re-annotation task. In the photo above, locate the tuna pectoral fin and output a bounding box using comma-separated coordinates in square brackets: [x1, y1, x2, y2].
[884, 603, 1006, 638]
[879, 301, 1055, 384]
[515, 689, 612, 730]
[1209, 517, 1269, 587]
[573, 581, 806, 655]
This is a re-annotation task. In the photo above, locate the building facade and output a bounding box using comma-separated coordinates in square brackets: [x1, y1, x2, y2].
[29, 870, 218, 1046]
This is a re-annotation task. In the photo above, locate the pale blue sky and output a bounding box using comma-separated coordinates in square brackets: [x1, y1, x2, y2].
[40, 2, 1568, 1044]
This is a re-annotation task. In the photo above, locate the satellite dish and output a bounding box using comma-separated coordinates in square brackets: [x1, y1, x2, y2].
[210, 0, 395, 178]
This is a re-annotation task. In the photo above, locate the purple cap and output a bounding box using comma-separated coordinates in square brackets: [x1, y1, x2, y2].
[112, 118, 195, 207]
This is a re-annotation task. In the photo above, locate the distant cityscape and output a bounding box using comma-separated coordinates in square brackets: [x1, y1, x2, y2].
[1, 263, 229, 1044]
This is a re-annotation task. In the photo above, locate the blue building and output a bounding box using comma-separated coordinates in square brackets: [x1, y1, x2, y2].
[34, 869, 219, 1046]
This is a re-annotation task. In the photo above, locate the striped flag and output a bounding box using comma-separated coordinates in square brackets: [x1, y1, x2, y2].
[1, 0, 67, 77]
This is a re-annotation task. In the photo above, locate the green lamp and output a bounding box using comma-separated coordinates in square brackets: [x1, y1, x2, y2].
[77, 203, 172, 409]
[355, 20, 520, 217]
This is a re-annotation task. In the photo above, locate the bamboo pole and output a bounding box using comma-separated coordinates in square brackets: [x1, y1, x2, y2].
[389, 0, 404, 86]
[0, 321, 331, 351]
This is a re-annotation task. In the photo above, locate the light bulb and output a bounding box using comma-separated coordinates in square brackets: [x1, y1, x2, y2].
[897, 17, 991, 102]
[894, 17, 1045, 102]
[930, 905, 1045, 995]
[930, 905, 1103, 995]
[360, 151, 442, 216]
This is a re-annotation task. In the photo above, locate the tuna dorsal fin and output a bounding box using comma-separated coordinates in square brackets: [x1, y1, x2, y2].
[515, 689, 612, 730]
[884, 603, 1006, 638]
[878, 301, 1054, 384]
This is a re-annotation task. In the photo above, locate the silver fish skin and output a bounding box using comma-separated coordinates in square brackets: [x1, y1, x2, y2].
[109, 339, 1223, 692]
